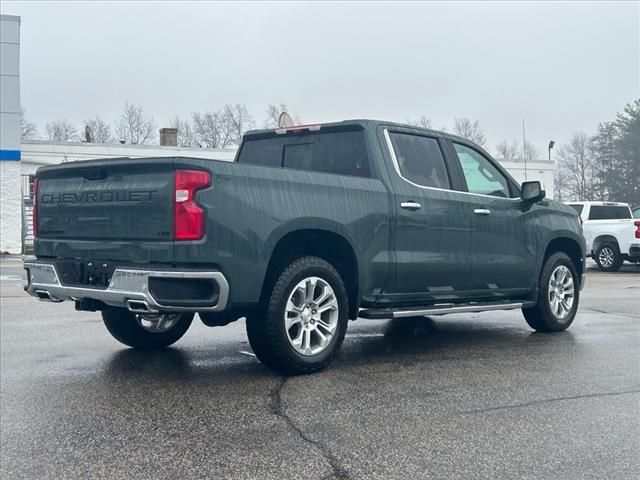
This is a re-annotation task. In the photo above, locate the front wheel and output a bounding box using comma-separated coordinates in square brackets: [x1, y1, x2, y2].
[523, 252, 579, 332]
[246, 256, 349, 375]
[594, 243, 623, 272]
[102, 308, 193, 349]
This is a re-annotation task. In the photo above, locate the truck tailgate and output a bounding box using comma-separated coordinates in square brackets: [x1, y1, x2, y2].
[36, 158, 176, 261]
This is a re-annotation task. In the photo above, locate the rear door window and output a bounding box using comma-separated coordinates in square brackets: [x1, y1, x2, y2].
[237, 129, 370, 177]
[588, 205, 632, 220]
[388, 132, 451, 189]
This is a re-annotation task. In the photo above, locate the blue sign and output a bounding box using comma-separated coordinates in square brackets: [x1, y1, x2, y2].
[0, 149, 21, 161]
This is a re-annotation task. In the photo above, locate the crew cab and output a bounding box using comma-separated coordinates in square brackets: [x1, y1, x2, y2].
[24, 120, 586, 374]
[567, 201, 640, 271]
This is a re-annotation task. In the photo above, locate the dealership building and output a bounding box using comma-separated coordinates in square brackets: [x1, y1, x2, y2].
[1, 13, 555, 254]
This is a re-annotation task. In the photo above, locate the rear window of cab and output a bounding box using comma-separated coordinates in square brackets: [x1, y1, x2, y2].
[588, 205, 631, 220]
[237, 128, 370, 178]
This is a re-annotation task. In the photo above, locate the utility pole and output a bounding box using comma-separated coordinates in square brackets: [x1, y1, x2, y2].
[522, 119, 528, 181]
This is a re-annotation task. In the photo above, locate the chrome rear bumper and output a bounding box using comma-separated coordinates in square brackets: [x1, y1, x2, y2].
[23, 261, 229, 313]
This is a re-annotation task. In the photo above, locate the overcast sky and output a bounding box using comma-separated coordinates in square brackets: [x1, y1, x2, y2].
[3, 1, 638, 155]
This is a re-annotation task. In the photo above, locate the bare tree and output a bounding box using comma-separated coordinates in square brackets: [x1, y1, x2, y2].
[223, 104, 255, 145]
[496, 139, 539, 162]
[496, 140, 520, 161]
[83, 116, 113, 143]
[170, 117, 198, 147]
[523, 141, 540, 162]
[192, 111, 220, 148]
[46, 119, 77, 142]
[553, 163, 568, 202]
[263, 103, 301, 128]
[557, 132, 594, 201]
[20, 107, 38, 140]
[191, 111, 236, 148]
[115, 103, 156, 145]
[406, 116, 433, 129]
[453, 117, 486, 147]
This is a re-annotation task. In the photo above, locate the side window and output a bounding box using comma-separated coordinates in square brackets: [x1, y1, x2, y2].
[568, 204, 584, 216]
[237, 137, 283, 167]
[453, 143, 511, 198]
[389, 132, 450, 189]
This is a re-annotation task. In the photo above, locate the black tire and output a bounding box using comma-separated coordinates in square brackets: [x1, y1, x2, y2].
[246, 256, 349, 375]
[102, 308, 193, 349]
[522, 251, 579, 332]
[594, 243, 623, 272]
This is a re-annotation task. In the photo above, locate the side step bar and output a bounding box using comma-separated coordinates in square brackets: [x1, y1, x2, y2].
[359, 301, 530, 320]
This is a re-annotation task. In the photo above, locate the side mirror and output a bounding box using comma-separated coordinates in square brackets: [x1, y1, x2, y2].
[521, 181, 546, 202]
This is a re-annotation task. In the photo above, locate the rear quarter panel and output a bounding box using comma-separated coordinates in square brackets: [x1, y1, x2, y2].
[172, 158, 393, 306]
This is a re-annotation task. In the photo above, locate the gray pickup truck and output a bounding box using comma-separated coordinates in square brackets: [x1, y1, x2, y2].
[25, 120, 586, 374]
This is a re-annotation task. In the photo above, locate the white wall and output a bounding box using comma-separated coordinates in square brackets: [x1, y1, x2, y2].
[0, 15, 22, 253]
[500, 160, 555, 198]
[19, 141, 235, 175]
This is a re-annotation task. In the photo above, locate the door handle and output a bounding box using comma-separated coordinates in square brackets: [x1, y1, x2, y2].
[473, 208, 491, 216]
[401, 201, 422, 210]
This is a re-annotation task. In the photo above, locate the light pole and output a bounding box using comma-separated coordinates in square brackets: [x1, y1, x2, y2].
[549, 140, 557, 200]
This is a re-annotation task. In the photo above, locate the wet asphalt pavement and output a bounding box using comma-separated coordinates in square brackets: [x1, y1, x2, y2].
[1, 256, 639, 479]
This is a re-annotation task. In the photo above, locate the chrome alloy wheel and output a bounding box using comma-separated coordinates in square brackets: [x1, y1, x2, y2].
[284, 276, 339, 356]
[598, 246, 615, 268]
[136, 313, 181, 333]
[548, 265, 575, 320]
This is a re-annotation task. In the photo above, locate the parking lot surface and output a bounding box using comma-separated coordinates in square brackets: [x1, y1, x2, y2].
[1, 256, 639, 479]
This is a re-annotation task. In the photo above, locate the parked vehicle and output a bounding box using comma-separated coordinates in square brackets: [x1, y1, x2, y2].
[567, 201, 640, 271]
[24, 120, 586, 374]
[633, 206, 640, 219]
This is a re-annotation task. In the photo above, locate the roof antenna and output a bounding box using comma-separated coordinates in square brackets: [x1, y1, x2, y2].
[278, 112, 294, 128]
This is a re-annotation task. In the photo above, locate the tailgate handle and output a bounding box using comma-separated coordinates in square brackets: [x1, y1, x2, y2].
[81, 168, 107, 181]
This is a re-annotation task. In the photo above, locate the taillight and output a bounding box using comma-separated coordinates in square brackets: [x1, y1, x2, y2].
[635, 220, 640, 239]
[174, 170, 211, 241]
[32, 177, 39, 237]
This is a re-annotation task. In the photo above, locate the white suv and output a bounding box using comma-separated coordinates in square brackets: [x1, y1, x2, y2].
[567, 201, 640, 271]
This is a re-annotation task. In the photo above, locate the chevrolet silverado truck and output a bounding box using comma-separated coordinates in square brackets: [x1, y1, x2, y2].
[24, 120, 586, 374]
[567, 201, 640, 272]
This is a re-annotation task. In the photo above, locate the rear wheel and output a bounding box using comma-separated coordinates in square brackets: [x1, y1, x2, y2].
[523, 252, 579, 332]
[246, 256, 349, 375]
[102, 308, 193, 349]
[594, 243, 623, 272]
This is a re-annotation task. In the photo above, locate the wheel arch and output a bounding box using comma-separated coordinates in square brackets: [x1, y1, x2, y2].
[261, 228, 361, 319]
[592, 234, 620, 254]
[542, 236, 585, 279]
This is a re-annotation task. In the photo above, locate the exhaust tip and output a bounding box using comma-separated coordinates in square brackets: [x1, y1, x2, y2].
[34, 290, 63, 302]
[126, 300, 155, 313]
